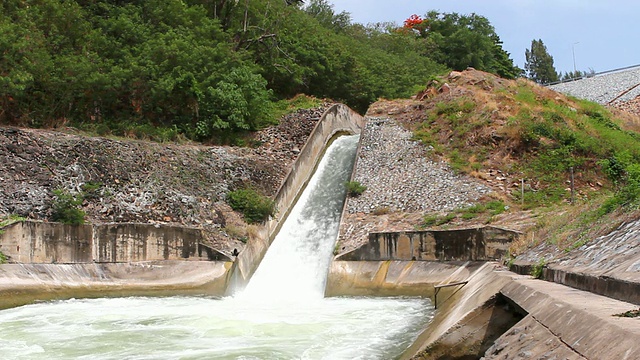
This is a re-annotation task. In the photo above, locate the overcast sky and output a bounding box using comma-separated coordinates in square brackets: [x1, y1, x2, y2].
[329, 0, 640, 75]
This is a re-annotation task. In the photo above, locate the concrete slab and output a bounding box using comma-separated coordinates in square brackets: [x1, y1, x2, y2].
[501, 278, 640, 360]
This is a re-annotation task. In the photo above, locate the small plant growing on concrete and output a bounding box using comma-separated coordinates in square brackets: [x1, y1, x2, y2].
[613, 308, 640, 318]
[345, 181, 366, 197]
[530, 258, 547, 279]
[0, 214, 26, 235]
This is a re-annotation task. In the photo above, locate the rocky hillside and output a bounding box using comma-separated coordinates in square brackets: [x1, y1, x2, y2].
[0, 104, 331, 254]
[337, 69, 640, 255]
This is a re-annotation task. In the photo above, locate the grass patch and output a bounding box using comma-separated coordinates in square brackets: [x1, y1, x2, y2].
[613, 308, 640, 318]
[345, 181, 367, 197]
[422, 213, 456, 227]
[0, 214, 26, 232]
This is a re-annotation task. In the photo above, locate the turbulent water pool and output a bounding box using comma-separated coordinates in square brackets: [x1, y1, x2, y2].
[0, 135, 435, 359]
[0, 295, 433, 359]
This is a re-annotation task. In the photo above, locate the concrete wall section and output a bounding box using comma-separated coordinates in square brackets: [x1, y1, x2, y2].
[401, 263, 516, 359]
[230, 104, 365, 290]
[94, 224, 199, 262]
[325, 260, 486, 297]
[0, 221, 93, 263]
[0, 261, 231, 309]
[0, 221, 228, 263]
[338, 226, 519, 261]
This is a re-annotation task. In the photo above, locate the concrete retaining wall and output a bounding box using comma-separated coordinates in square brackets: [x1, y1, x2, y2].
[0, 261, 231, 309]
[511, 263, 640, 305]
[337, 226, 519, 261]
[0, 221, 228, 263]
[0, 222, 92, 263]
[326, 260, 485, 297]
[229, 104, 365, 292]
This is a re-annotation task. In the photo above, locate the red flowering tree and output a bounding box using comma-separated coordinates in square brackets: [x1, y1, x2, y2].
[403, 14, 428, 36]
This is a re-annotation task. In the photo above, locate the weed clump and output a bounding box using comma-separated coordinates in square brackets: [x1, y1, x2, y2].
[51, 189, 86, 225]
[345, 181, 367, 197]
[227, 189, 276, 224]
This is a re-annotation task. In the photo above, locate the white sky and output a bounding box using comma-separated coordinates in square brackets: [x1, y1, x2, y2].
[329, 0, 640, 74]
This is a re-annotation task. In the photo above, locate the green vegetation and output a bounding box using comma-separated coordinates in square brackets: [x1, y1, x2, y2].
[0, 250, 6, 264]
[413, 72, 640, 215]
[345, 181, 367, 197]
[0, 0, 520, 142]
[525, 39, 559, 84]
[0, 214, 25, 232]
[406, 12, 521, 79]
[613, 308, 640, 318]
[530, 258, 547, 279]
[421, 200, 507, 227]
[51, 189, 86, 225]
[422, 213, 456, 227]
[226, 189, 276, 224]
[81, 181, 102, 200]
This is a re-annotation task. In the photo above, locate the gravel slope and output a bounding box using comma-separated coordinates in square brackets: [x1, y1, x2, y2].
[550, 66, 640, 105]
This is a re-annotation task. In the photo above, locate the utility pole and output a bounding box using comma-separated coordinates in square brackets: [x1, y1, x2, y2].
[572, 42, 580, 76]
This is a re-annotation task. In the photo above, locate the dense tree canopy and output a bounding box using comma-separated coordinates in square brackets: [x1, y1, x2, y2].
[0, 0, 520, 143]
[404, 11, 522, 79]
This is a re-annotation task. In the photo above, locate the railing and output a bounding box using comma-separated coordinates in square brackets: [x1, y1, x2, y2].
[434, 280, 468, 308]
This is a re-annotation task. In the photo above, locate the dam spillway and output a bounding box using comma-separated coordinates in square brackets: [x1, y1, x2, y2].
[0, 135, 434, 359]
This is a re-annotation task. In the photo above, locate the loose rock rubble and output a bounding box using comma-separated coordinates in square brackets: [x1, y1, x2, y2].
[338, 117, 493, 254]
[347, 118, 491, 213]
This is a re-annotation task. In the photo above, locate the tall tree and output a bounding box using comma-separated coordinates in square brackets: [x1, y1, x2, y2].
[525, 39, 559, 84]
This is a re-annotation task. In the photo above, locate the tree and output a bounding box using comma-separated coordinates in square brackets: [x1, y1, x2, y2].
[561, 68, 596, 81]
[525, 39, 559, 84]
[412, 11, 521, 79]
[304, 0, 351, 33]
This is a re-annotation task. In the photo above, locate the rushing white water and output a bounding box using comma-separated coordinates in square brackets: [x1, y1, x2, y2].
[0, 135, 434, 359]
[240, 135, 360, 300]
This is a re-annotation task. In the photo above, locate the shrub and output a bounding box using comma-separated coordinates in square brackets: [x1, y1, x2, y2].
[226, 189, 276, 224]
[0, 250, 7, 264]
[51, 189, 86, 225]
[345, 181, 367, 197]
[422, 213, 456, 227]
[530, 258, 547, 279]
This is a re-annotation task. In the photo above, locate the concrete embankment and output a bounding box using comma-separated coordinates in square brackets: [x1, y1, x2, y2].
[0, 261, 230, 310]
[328, 258, 640, 359]
[490, 279, 640, 359]
[510, 218, 640, 306]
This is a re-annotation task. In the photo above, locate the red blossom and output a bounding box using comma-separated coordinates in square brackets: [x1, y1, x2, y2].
[403, 14, 423, 28]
